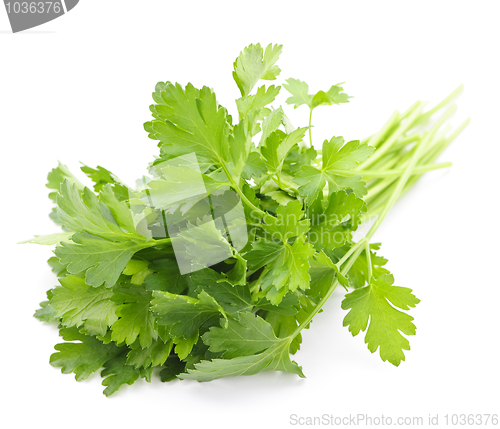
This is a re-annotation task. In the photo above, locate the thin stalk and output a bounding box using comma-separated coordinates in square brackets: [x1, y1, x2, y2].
[290, 104, 461, 344]
[367, 109, 463, 214]
[365, 240, 372, 281]
[326, 162, 452, 178]
[365, 110, 400, 148]
[359, 85, 462, 170]
[388, 117, 470, 204]
[362, 108, 456, 244]
[221, 162, 265, 217]
[335, 239, 364, 267]
[364, 138, 423, 203]
[418, 117, 469, 163]
[361, 147, 407, 173]
[383, 133, 420, 155]
[357, 102, 425, 169]
[249, 267, 268, 296]
[415, 85, 464, 125]
[308, 108, 314, 148]
[292, 121, 440, 338]
[292, 241, 365, 337]
[152, 237, 172, 246]
[365, 119, 453, 205]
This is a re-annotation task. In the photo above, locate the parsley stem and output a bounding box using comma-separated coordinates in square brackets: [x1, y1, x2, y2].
[366, 116, 468, 214]
[290, 104, 459, 345]
[415, 84, 463, 126]
[329, 162, 453, 178]
[153, 238, 172, 245]
[365, 104, 457, 243]
[358, 85, 462, 167]
[364, 110, 400, 148]
[365, 124, 448, 203]
[291, 242, 365, 339]
[358, 102, 424, 169]
[365, 240, 372, 281]
[336, 239, 365, 268]
[380, 133, 421, 157]
[274, 173, 284, 189]
[308, 108, 314, 148]
[377, 117, 469, 210]
[249, 267, 268, 297]
[220, 161, 266, 217]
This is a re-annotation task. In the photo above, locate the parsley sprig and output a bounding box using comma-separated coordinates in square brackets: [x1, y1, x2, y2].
[25, 43, 467, 395]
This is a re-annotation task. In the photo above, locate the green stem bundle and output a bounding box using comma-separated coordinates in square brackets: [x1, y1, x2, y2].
[290, 85, 467, 343]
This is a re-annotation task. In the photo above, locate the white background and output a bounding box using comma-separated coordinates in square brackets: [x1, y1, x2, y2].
[1, 1, 499, 427]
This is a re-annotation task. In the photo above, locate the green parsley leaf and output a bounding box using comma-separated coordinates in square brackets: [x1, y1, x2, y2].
[152, 290, 228, 338]
[80, 164, 129, 200]
[47, 162, 84, 203]
[53, 181, 159, 287]
[56, 181, 138, 241]
[341, 274, 420, 366]
[261, 128, 308, 173]
[180, 339, 304, 382]
[145, 82, 229, 166]
[159, 356, 186, 382]
[20, 232, 73, 245]
[308, 251, 348, 300]
[264, 293, 316, 356]
[34, 299, 58, 323]
[261, 199, 310, 242]
[101, 354, 141, 397]
[56, 232, 153, 288]
[236, 85, 281, 119]
[284, 78, 350, 109]
[328, 243, 390, 289]
[233, 43, 283, 97]
[126, 339, 173, 369]
[143, 258, 188, 294]
[255, 293, 299, 316]
[190, 268, 253, 316]
[294, 137, 374, 203]
[259, 106, 284, 145]
[308, 190, 366, 250]
[203, 312, 281, 358]
[241, 151, 268, 180]
[50, 274, 119, 336]
[111, 284, 157, 348]
[50, 327, 123, 381]
[173, 331, 199, 360]
[247, 235, 315, 304]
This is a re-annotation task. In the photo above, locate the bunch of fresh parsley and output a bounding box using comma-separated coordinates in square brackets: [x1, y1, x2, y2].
[26, 43, 466, 396]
